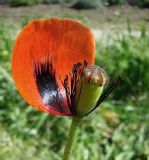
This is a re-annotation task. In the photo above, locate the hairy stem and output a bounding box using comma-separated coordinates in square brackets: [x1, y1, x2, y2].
[63, 117, 82, 160]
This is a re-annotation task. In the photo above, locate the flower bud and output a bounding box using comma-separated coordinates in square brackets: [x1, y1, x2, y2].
[75, 66, 109, 117]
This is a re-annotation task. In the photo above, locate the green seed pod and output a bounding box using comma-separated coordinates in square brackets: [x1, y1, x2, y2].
[75, 66, 109, 117]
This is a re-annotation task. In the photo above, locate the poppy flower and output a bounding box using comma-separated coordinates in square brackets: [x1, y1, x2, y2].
[12, 18, 121, 117]
[12, 18, 95, 116]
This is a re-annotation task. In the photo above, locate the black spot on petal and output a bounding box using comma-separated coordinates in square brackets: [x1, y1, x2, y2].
[33, 61, 64, 113]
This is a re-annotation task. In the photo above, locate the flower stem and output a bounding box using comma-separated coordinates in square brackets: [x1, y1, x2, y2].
[63, 117, 82, 160]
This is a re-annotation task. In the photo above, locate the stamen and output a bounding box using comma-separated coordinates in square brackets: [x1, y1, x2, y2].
[61, 61, 87, 115]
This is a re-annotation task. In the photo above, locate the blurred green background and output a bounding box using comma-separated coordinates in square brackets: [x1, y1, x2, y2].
[0, 0, 149, 160]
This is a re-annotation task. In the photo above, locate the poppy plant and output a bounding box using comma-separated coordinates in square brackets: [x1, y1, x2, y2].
[12, 18, 121, 160]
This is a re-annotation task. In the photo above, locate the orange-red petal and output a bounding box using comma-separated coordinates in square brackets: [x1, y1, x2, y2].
[11, 18, 95, 116]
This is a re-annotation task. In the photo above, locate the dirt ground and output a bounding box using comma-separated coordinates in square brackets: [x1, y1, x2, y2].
[0, 4, 149, 29]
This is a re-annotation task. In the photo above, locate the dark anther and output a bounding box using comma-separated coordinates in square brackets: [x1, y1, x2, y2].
[61, 61, 87, 115]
